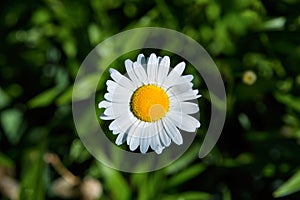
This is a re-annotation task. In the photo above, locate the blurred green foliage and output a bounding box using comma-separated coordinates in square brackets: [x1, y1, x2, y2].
[1, 0, 300, 199]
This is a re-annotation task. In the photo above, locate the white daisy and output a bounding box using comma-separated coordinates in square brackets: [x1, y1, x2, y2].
[98, 53, 201, 154]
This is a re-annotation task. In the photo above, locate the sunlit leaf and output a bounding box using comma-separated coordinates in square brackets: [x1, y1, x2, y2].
[0, 87, 11, 109]
[273, 169, 300, 198]
[69, 139, 90, 163]
[262, 17, 286, 30]
[275, 93, 300, 113]
[0, 109, 23, 144]
[27, 87, 62, 108]
[166, 163, 206, 188]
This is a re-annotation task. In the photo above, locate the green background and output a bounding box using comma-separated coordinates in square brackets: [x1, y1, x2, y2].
[1, 0, 300, 199]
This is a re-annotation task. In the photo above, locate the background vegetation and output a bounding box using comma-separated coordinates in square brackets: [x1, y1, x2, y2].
[1, 0, 300, 199]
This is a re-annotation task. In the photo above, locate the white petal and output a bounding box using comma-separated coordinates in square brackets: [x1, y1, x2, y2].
[182, 75, 194, 82]
[112, 129, 121, 135]
[98, 100, 111, 108]
[109, 68, 136, 91]
[133, 62, 148, 84]
[129, 135, 140, 151]
[167, 82, 193, 96]
[103, 103, 128, 118]
[167, 111, 200, 132]
[171, 102, 199, 114]
[104, 93, 113, 101]
[173, 62, 186, 75]
[155, 146, 164, 154]
[162, 117, 183, 145]
[150, 133, 162, 152]
[106, 80, 117, 93]
[162, 62, 187, 89]
[109, 113, 136, 133]
[140, 123, 151, 153]
[100, 113, 114, 120]
[157, 56, 170, 85]
[170, 89, 201, 102]
[125, 59, 142, 87]
[116, 133, 127, 145]
[137, 54, 146, 65]
[106, 80, 132, 93]
[147, 53, 158, 84]
[127, 121, 143, 148]
[157, 120, 171, 147]
[129, 121, 146, 151]
[107, 90, 131, 103]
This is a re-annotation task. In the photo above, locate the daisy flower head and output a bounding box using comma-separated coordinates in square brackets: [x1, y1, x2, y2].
[98, 53, 201, 154]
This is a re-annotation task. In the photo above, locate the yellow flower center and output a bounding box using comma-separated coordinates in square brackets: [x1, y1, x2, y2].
[130, 85, 169, 122]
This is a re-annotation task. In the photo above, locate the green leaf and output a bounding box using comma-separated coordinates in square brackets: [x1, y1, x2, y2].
[165, 144, 199, 175]
[19, 142, 46, 200]
[88, 24, 102, 45]
[0, 108, 23, 144]
[56, 86, 73, 105]
[69, 139, 90, 163]
[262, 17, 286, 31]
[275, 93, 300, 113]
[0, 87, 10, 109]
[166, 163, 206, 188]
[100, 163, 130, 200]
[162, 191, 211, 200]
[28, 87, 62, 108]
[273, 169, 300, 198]
[62, 39, 77, 58]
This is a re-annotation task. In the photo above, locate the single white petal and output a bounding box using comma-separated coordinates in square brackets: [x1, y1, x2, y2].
[171, 102, 199, 114]
[167, 111, 200, 132]
[125, 59, 142, 87]
[104, 93, 113, 101]
[182, 75, 194, 82]
[116, 133, 127, 145]
[155, 145, 164, 154]
[147, 53, 158, 84]
[109, 68, 136, 91]
[133, 62, 148, 84]
[98, 100, 111, 108]
[100, 113, 114, 120]
[150, 133, 162, 152]
[112, 129, 121, 135]
[157, 56, 170, 85]
[140, 123, 151, 153]
[162, 64, 188, 89]
[129, 135, 140, 151]
[162, 117, 183, 145]
[170, 89, 201, 102]
[137, 54, 146, 66]
[169, 62, 185, 75]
